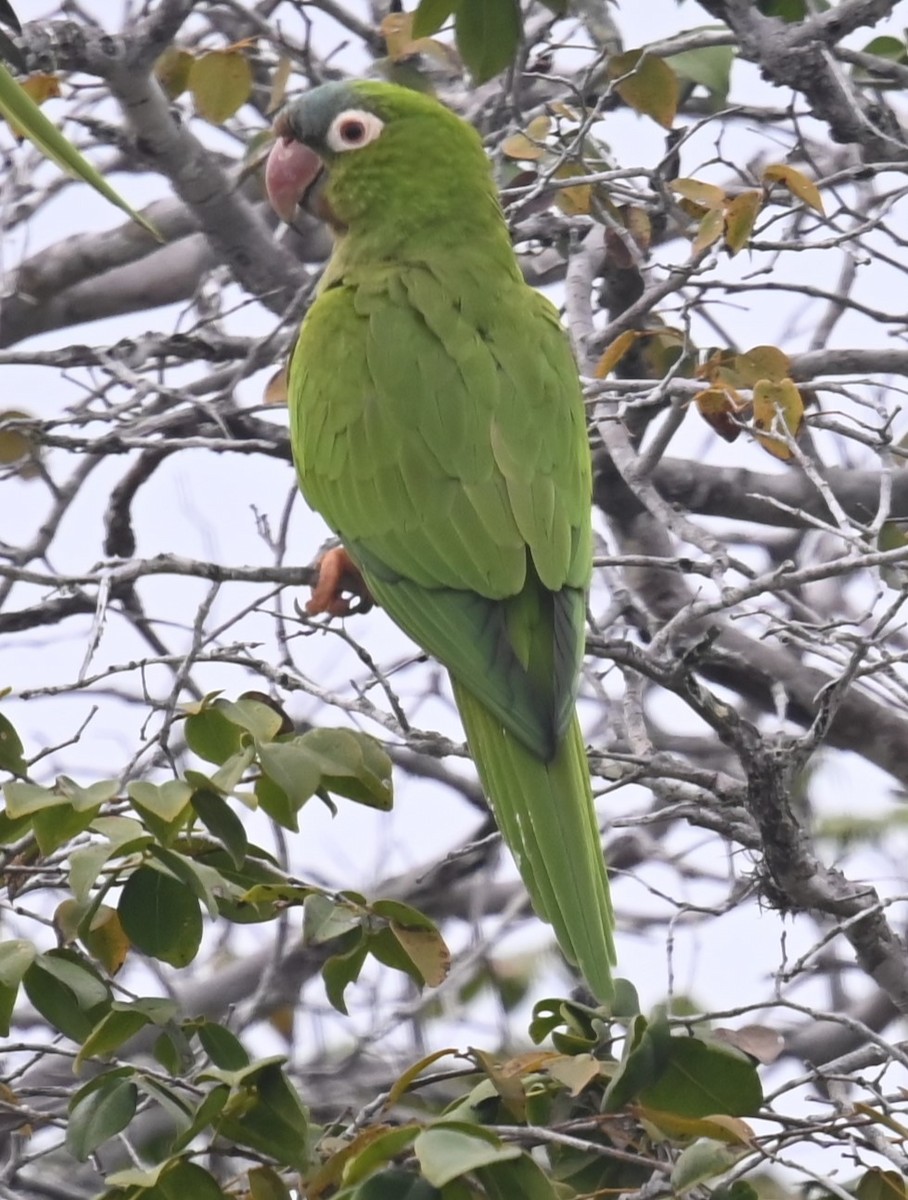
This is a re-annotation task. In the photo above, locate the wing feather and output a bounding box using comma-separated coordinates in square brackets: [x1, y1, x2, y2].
[290, 263, 591, 752]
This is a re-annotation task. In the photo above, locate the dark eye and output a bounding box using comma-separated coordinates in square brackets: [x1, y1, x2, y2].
[339, 119, 366, 144]
[326, 109, 385, 153]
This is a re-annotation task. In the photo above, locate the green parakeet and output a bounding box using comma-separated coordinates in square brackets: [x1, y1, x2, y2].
[266, 81, 616, 1001]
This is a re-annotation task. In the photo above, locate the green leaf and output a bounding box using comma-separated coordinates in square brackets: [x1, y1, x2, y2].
[756, 0, 829, 18]
[671, 1138, 742, 1193]
[185, 705, 243, 765]
[216, 1062, 310, 1171]
[256, 739, 322, 814]
[128, 778, 193, 824]
[249, 1165, 294, 1200]
[4, 780, 64, 817]
[33, 801, 99, 856]
[344, 1126, 422, 1188]
[351, 1171, 440, 1200]
[304, 892, 364, 945]
[415, 1123, 521, 1188]
[302, 728, 394, 811]
[412, 0, 459, 38]
[0, 808, 30, 844]
[0, 713, 25, 775]
[0, 938, 35, 1035]
[76, 1007, 151, 1067]
[154, 1026, 195, 1076]
[856, 1170, 908, 1200]
[476, 1154, 560, 1200]
[669, 42, 734, 104]
[0, 62, 159, 236]
[66, 1076, 137, 1161]
[639, 1036, 763, 1117]
[149, 843, 236, 918]
[454, 0, 520, 84]
[218, 696, 285, 741]
[196, 1019, 250, 1071]
[158, 1160, 229, 1200]
[602, 1014, 673, 1111]
[323, 931, 370, 1014]
[118, 865, 203, 967]
[23, 950, 111, 1042]
[191, 790, 248, 868]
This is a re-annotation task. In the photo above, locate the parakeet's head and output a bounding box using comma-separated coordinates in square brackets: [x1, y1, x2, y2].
[266, 80, 499, 242]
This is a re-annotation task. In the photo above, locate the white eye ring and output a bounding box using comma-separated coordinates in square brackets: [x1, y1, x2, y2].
[325, 109, 385, 153]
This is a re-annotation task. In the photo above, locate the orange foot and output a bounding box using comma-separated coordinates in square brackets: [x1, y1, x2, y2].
[306, 545, 374, 617]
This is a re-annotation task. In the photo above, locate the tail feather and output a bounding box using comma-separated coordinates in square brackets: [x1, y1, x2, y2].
[452, 680, 615, 1002]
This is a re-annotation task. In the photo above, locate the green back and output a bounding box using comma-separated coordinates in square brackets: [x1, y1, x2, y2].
[290, 255, 592, 757]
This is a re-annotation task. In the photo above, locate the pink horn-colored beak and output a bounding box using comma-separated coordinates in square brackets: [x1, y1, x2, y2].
[265, 117, 324, 224]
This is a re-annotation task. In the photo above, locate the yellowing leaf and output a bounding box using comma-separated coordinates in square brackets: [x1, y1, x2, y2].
[731, 345, 791, 385]
[609, 49, 679, 129]
[752, 377, 804, 460]
[0, 409, 39, 478]
[380, 12, 416, 60]
[693, 205, 724, 253]
[81, 905, 130, 976]
[623, 204, 652, 252]
[595, 329, 638, 378]
[384, 1048, 459, 1111]
[4, 73, 61, 139]
[553, 161, 591, 215]
[636, 1105, 754, 1145]
[501, 133, 545, 161]
[19, 73, 59, 105]
[267, 54, 292, 114]
[671, 177, 725, 211]
[502, 114, 551, 160]
[389, 919, 451, 986]
[154, 46, 194, 100]
[190, 49, 253, 124]
[724, 189, 762, 254]
[547, 1052, 602, 1096]
[763, 162, 825, 215]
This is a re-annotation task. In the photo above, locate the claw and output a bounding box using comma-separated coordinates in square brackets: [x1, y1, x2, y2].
[307, 545, 373, 616]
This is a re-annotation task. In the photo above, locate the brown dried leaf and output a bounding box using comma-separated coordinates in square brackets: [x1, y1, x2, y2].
[713, 1024, 785, 1064]
[263, 364, 289, 406]
[695, 386, 746, 443]
[595, 330, 638, 378]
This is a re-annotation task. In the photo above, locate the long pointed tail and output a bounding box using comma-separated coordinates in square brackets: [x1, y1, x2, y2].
[452, 680, 615, 1002]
